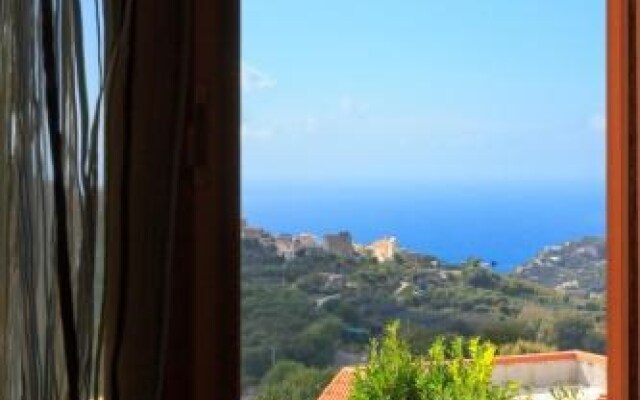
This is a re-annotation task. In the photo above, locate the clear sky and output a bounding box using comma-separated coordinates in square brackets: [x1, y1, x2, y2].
[242, 1, 605, 186]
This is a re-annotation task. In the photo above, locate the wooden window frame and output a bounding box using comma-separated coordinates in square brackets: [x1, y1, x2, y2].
[608, 1, 639, 400]
[185, 0, 639, 398]
[200, 1, 634, 399]
[106, 0, 637, 399]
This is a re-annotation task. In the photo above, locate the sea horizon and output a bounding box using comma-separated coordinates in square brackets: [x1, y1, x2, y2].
[242, 180, 605, 272]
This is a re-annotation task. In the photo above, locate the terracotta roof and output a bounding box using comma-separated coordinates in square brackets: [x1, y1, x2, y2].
[316, 367, 356, 400]
[316, 351, 607, 400]
[494, 350, 607, 366]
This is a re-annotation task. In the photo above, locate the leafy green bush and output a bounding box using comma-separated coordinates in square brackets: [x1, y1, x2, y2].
[255, 361, 334, 400]
[551, 314, 596, 350]
[478, 319, 533, 344]
[417, 336, 519, 400]
[288, 316, 343, 367]
[463, 266, 501, 289]
[350, 321, 519, 400]
[350, 321, 423, 400]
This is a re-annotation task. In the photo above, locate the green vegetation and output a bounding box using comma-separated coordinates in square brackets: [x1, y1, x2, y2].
[498, 340, 557, 356]
[513, 237, 606, 294]
[242, 237, 606, 399]
[350, 322, 423, 400]
[241, 286, 342, 382]
[350, 321, 519, 400]
[254, 361, 334, 400]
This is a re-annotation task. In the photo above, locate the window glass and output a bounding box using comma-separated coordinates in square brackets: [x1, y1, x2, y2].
[242, 3, 605, 400]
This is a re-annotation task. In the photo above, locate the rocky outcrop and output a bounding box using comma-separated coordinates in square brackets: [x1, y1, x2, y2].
[513, 237, 605, 295]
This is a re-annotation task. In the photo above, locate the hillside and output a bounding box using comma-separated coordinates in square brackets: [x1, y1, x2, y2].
[241, 225, 607, 399]
[512, 237, 606, 296]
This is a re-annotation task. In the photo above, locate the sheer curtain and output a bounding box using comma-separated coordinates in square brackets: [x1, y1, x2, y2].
[0, 1, 105, 399]
[1, 0, 239, 399]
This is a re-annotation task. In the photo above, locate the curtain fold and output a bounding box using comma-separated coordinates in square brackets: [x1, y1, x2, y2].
[0, 1, 105, 399]
[102, 0, 190, 397]
[1, 0, 239, 398]
[0, 0, 193, 397]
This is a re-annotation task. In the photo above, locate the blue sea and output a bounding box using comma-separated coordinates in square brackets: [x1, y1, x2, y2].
[241, 181, 605, 272]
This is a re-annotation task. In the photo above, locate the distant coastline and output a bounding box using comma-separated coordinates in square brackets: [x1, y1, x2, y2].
[242, 181, 605, 272]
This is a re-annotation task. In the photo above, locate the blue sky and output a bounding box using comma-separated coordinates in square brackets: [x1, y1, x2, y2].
[242, 1, 605, 185]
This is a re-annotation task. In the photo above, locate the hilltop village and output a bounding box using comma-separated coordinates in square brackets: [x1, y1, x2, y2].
[241, 220, 605, 299]
[242, 219, 401, 264]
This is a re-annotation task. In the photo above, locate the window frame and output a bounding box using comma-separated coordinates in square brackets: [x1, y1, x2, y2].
[200, 1, 636, 399]
[106, 1, 638, 399]
[607, 1, 638, 400]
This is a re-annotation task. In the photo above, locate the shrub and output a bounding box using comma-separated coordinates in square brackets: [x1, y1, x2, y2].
[242, 346, 274, 383]
[478, 319, 532, 344]
[463, 266, 501, 289]
[255, 361, 334, 400]
[350, 321, 423, 400]
[552, 314, 595, 350]
[417, 337, 519, 400]
[498, 340, 557, 355]
[288, 316, 343, 367]
[350, 321, 520, 400]
[500, 279, 538, 297]
[399, 322, 440, 355]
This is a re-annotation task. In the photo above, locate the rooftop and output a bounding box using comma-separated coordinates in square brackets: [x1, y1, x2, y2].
[317, 351, 607, 400]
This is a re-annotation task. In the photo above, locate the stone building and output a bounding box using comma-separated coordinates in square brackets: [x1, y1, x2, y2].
[323, 231, 355, 257]
[294, 233, 320, 252]
[367, 236, 398, 263]
[274, 234, 296, 260]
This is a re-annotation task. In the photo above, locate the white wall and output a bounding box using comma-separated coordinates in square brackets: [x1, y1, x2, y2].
[491, 360, 579, 388]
